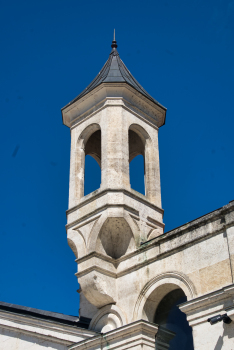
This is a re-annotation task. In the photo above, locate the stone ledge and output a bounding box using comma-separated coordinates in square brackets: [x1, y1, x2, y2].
[68, 320, 173, 350]
[0, 308, 96, 345]
[162, 200, 234, 240]
[140, 200, 234, 253]
[179, 283, 234, 326]
[66, 188, 163, 217]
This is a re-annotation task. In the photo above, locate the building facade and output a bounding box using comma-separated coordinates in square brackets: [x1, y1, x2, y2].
[0, 38, 234, 349]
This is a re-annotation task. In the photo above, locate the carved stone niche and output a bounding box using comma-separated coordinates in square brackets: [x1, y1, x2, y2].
[77, 215, 136, 310]
[95, 217, 135, 259]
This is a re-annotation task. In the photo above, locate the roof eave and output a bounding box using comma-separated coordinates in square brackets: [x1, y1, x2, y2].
[62, 82, 166, 128]
[61, 81, 166, 123]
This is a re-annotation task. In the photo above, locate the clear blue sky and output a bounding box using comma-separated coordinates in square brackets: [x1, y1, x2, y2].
[0, 0, 233, 316]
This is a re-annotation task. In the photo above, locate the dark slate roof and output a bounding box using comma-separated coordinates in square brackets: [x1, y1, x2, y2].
[62, 40, 166, 110]
[0, 301, 91, 329]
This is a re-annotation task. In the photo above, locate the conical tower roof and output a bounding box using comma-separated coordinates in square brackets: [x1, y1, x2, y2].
[63, 37, 166, 110]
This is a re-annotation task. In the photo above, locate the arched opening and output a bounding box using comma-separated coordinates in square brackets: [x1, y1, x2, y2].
[84, 129, 101, 196]
[129, 129, 145, 195]
[84, 155, 101, 195]
[154, 289, 194, 350]
[129, 155, 145, 195]
[134, 276, 196, 349]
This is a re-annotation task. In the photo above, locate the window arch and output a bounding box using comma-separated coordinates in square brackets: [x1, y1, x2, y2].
[74, 124, 101, 201]
[84, 129, 101, 196]
[85, 129, 101, 167]
[128, 125, 149, 196]
[128, 123, 162, 206]
[129, 129, 145, 163]
[129, 128, 145, 195]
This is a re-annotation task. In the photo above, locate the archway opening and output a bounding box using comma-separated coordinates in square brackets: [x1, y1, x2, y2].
[129, 129, 145, 195]
[129, 155, 145, 195]
[84, 130, 101, 196]
[84, 155, 101, 196]
[154, 289, 194, 350]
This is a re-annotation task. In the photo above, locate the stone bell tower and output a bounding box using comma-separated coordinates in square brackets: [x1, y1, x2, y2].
[62, 37, 166, 334]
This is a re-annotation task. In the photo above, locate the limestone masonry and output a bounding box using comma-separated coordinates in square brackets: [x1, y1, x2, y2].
[0, 38, 233, 350]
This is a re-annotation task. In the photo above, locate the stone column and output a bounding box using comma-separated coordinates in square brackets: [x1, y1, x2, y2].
[68, 129, 85, 208]
[145, 129, 161, 207]
[101, 103, 129, 190]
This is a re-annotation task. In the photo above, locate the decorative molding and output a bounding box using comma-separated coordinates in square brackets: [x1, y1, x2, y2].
[66, 188, 163, 218]
[76, 266, 117, 279]
[147, 216, 165, 228]
[179, 284, 234, 326]
[133, 271, 197, 321]
[69, 320, 160, 350]
[62, 83, 166, 129]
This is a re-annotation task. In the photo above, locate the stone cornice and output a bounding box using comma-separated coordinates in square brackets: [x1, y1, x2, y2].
[0, 309, 95, 345]
[180, 284, 234, 314]
[66, 188, 163, 217]
[74, 201, 234, 279]
[76, 266, 117, 279]
[68, 320, 159, 350]
[68, 97, 161, 131]
[62, 84, 166, 129]
[140, 200, 234, 250]
[66, 204, 139, 230]
[179, 284, 234, 326]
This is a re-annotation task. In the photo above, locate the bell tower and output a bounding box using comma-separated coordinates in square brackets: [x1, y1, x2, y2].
[62, 37, 166, 333]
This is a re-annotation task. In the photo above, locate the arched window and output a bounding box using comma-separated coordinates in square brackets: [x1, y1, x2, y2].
[128, 124, 161, 206]
[129, 129, 145, 195]
[154, 289, 194, 350]
[84, 129, 101, 196]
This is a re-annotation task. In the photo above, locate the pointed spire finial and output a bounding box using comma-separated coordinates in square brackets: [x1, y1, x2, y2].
[111, 29, 118, 49]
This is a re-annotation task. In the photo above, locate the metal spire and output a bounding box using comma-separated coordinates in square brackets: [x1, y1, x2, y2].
[62, 32, 165, 111]
[111, 29, 117, 49]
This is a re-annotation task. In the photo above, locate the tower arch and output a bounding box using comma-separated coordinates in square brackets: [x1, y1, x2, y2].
[128, 124, 147, 163]
[128, 123, 160, 205]
[128, 124, 146, 195]
[74, 123, 101, 201]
